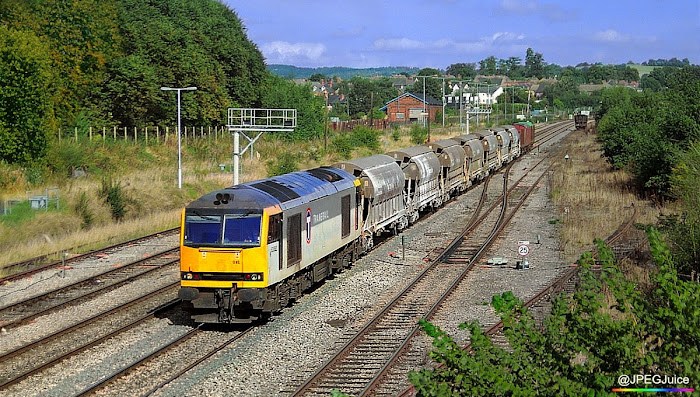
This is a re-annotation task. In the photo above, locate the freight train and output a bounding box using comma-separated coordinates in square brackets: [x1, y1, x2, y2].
[178, 122, 535, 324]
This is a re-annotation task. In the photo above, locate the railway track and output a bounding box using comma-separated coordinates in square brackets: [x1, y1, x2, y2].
[394, 205, 646, 397]
[291, 148, 556, 395]
[0, 227, 179, 285]
[0, 283, 179, 389]
[0, 247, 179, 329]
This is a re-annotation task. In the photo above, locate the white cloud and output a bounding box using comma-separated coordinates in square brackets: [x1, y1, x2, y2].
[373, 32, 526, 53]
[260, 41, 326, 64]
[373, 38, 426, 50]
[593, 29, 631, 43]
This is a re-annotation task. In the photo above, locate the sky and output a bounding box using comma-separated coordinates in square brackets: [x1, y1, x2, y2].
[224, 0, 700, 70]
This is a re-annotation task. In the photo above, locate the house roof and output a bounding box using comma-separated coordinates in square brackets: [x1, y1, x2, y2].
[379, 92, 442, 111]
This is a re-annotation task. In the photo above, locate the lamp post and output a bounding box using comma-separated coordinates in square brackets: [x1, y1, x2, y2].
[161, 86, 197, 189]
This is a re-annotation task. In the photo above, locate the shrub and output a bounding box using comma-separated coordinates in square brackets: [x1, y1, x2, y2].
[75, 192, 94, 229]
[266, 152, 298, 176]
[349, 126, 380, 151]
[331, 136, 353, 159]
[410, 125, 427, 144]
[100, 177, 127, 221]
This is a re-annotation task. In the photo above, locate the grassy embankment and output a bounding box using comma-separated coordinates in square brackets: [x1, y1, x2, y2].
[549, 129, 663, 265]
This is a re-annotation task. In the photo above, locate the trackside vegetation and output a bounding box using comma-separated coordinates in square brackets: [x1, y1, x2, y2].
[596, 65, 700, 275]
[410, 231, 700, 396]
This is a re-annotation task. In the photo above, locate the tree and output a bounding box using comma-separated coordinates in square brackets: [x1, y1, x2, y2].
[446, 63, 476, 79]
[261, 74, 324, 141]
[478, 56, 497, 75]
[0, 26, 53, 164]
[409, 68, 443, 102]
[309, 73, 327, 82]
[524, 48, 544, 79]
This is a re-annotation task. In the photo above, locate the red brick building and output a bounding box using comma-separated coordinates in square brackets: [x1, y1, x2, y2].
[380, 93, 442, 123]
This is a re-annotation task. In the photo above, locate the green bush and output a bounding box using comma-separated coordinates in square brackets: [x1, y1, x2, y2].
[331, 136, 353, 159]
[75, 192, 94, 229]
[100, 177, 127, 221]
[266, 152, 299, 176]
[349, 126, 380, 151]
[410, 125, 427, 144]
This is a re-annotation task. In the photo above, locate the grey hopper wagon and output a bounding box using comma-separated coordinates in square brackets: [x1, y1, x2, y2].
[386, 146, 442, 223]
[426, 139, 469, 197]
[334, 154, 407, 237]
[472, 130, 501, 171]
[452, 134, 487, 181]
[490, 126, 512, 163]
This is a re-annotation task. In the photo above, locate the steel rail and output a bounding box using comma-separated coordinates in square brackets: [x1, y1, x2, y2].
[0, 249, 178, 329]
[0, 283, 179, 389]
[0, 227, 179, 285]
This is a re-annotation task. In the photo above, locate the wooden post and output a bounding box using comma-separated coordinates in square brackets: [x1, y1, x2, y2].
[165, 126, 169, 143]
[156, 126, 160, 143]
[145, 126, 149, 143]
[74, 127, 78, 142]
[201, 126, 203, 139]
[102, 126, 106, 141]
[124, 126, 127, 141]
[184, 126, 187, 145]
[134, 126, 137, 143]
[113, 126, 117, 140]
[89, 126, 93, 141]
[58, 128, 61, 143]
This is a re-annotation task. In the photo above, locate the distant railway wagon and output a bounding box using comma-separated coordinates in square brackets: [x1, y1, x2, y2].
[574, 114, 588, 129]
[179, 120, 536, 324]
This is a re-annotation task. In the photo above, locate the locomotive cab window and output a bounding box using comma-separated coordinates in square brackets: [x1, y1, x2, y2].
[184, 214, 221, 246]
[341, 194, 351, 238]
[287, 213, 302, 266]
[223, 213, 261, 246]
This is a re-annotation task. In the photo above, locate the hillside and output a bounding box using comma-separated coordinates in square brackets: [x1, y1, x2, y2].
[268, 64, 421, 80]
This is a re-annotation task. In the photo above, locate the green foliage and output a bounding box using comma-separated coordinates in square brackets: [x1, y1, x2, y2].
[75, 192, 94, 229]
[0, 25, 53, 164]
[597, 67, 700, 196]
[261, 74, 324, 141]
[349, 126, 380, 151]
[331, 135, 353, 160]
[266, 152, 299, 177]
[391, 126, 401, 142]
[337, 76, 398, 118]
[100, 177, 127, 221]
[662, 141, 700, 274]
[411, 233, 700, 395]
[410, 125, 428, 145]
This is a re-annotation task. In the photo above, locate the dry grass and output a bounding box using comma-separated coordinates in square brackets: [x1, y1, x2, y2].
[550, 132, 659, 264]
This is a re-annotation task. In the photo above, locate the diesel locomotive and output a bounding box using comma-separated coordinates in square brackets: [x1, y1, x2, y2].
[179, 123, 535, 324]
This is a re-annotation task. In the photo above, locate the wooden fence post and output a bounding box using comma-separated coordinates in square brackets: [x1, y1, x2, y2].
[165, 126, 169, 143]
[124, 126, 127, 141]
[74, 127, 78, 142]
[58, 128, 61, 143]
[102, 126, 106, 141]
[145, 126, 149, 143]
[156, 126, 160, 143]
[113, 126, 117, 140]
[134, 126, 137, 143]
[89, 126, 92, 141]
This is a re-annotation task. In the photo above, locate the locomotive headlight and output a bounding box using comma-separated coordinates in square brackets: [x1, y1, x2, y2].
[183, 273, 193, 280]
[251, 274, 259, 281]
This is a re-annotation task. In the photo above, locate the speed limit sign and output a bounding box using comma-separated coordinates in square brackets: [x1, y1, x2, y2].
[518, 244, 530, 256]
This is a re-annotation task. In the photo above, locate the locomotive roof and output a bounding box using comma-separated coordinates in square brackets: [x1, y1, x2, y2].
[187, 166, 357, 211]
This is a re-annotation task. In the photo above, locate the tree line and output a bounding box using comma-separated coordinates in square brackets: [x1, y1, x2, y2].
[0, 0, 324, 165]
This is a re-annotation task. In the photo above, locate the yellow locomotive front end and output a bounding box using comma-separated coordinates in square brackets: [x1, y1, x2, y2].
[178, 188, 280, 323]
